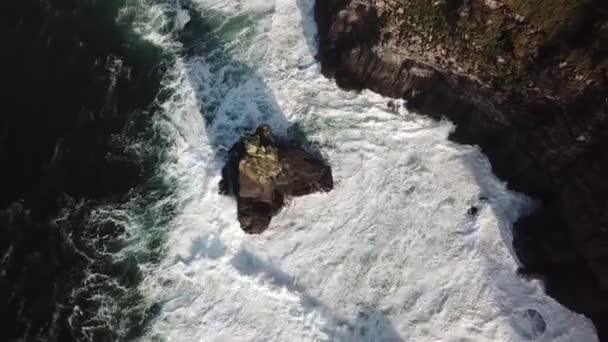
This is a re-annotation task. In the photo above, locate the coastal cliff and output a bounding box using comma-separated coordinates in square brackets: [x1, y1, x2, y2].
[315, 0, 608, 337]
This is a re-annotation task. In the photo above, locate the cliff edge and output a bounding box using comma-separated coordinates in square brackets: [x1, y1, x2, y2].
[315, 0, 608, 337]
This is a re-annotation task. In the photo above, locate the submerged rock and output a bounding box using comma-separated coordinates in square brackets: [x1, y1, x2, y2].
[220, 125, 333, 234]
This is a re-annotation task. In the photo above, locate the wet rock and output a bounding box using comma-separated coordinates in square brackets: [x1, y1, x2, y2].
[220, 125, 333, 234]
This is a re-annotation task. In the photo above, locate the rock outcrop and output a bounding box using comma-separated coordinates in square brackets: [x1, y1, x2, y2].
[220, 126, 333, 233]
[315, 0, 608, 338]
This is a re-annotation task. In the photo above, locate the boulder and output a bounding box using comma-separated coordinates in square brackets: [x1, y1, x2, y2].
[220, 125, 333, 233]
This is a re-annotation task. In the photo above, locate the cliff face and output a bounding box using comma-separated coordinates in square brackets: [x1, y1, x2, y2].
[315, 0, 608, 338]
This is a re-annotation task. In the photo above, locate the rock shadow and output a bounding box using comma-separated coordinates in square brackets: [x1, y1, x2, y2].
[169, 2, 398, 340]
[176, 3, 315, 157]
[231, 248, 403, 341]
[177, 233, 227, 264]
[174, 2, 332, 232]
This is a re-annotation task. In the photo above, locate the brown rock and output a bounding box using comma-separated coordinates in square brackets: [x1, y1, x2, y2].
[220, 125, 333, 234]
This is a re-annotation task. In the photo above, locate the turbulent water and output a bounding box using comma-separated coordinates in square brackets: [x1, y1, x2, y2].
[8, 0, 596, 340]
[105, 0, 599, 341]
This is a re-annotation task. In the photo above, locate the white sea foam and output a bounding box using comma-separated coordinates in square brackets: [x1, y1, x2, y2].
[136, 0, 598, 341]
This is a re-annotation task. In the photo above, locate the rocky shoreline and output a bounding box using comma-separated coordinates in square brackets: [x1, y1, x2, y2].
[314, 0, 608, 338]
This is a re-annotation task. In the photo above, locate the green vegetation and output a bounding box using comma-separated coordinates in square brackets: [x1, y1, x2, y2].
[393, 0, 605, 94]
[410, 1, 450, 34]
[505, 0, 591, 38]
[493, 65, 529, 91]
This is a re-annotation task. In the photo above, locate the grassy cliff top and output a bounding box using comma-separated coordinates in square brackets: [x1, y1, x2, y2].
[375, 0, 608, 99]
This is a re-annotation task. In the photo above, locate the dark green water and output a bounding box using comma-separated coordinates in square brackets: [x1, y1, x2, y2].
[0, 0, 176, 340]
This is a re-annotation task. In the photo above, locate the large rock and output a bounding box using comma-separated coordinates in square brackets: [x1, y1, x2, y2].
[220, 125, 333, 233]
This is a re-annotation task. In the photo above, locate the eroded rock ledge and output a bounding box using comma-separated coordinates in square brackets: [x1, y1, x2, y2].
[315, 0, 608, 338]
[220, 126, 333, 233]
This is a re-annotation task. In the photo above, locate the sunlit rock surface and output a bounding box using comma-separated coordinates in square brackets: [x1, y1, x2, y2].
[220, 125, 333, 233]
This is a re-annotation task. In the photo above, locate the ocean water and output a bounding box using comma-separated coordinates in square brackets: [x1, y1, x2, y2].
[111, 0, 599, 341]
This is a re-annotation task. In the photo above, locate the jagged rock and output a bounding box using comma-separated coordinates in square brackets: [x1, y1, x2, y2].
[220, 125, 333, 234]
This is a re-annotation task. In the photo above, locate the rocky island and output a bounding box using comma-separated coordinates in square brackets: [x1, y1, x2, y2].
[315, 0, 608, 338]
[220, 126, 334, 234]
